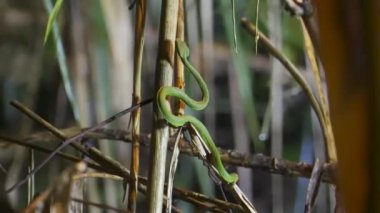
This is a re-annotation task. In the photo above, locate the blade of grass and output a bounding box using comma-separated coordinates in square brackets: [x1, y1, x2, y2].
[231, 0, 238, 53]
[44, 0, 64, 44]
[43, 0, 80, 121]
[27, 151, 35, 204]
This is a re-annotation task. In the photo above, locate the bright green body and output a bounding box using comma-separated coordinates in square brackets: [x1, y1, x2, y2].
[157, 40, 238, 184]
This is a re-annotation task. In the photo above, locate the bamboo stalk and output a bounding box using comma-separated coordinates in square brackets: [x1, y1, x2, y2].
[163, 1, 184, 211]
[147, 0, 179, 212]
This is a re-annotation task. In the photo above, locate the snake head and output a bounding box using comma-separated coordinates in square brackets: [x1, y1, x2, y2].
[175, 40, 190, 59]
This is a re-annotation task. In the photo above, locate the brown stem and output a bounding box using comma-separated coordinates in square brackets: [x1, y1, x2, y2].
[174, 0, 185, 116]
[128, 0, 147, 210]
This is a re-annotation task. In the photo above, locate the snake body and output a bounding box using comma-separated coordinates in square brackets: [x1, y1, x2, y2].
[157, 40, 238, 184]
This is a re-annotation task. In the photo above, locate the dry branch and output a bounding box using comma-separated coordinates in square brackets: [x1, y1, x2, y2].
[2, 127, 337, 184]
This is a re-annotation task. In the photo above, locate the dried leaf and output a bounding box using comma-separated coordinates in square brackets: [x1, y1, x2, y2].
[166, 128, 183, 213]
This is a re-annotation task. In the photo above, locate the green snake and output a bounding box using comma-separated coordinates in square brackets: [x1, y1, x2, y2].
[157, 40, 238, 184]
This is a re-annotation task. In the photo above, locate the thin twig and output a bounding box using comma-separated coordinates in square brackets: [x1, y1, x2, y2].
[2, 133, 239, 211]
[71, 198, 125, 213]
[240, 18, 329, 150]
[8, 127, 337, 184]
[0, 136, 184, 213]
[73, 172, 124, 181]
[0, 135, 117, 178]
[218, 150, 336, 184]
[169, 183, 245, 212]
[6, 130, 332, 212]
[10, 100, 89, 155]
[300, 19, 337, 162]
[128, 0, 147, 209]
[6, 99, 152, 193]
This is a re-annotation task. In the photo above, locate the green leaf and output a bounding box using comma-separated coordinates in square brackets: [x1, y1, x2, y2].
[44, 0, 64, 44]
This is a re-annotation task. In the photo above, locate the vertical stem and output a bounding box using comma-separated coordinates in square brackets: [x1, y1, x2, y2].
[300, 20, 337, 162]
[128, 0, 146, 211]
[301, 19, 337, 210]
[174, 0, 185, 115]
[268, 1, 284, 212]
[147, 0, 179, 212]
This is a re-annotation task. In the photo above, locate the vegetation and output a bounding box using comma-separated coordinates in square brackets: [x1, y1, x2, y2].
[0, 0, 378, 212]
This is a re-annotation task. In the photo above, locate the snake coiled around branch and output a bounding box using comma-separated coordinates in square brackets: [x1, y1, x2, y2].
[157, 40, 238, 184]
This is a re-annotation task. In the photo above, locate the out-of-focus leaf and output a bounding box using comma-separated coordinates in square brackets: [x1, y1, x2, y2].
[43, 0, 80, 121]
[219, 0, 262, 151]
[44, 0, 64, 44]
